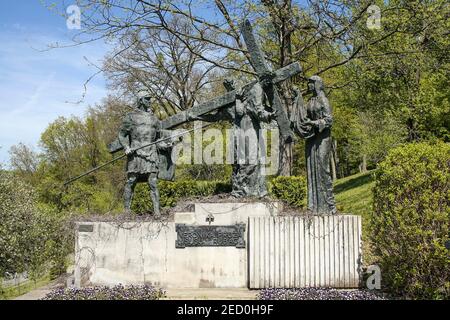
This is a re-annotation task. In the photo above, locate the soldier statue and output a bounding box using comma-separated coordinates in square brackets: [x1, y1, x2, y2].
[118, 93, 175, 217]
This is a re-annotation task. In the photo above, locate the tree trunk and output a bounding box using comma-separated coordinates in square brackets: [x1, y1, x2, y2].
[279, 141, 293, 176]
[330, 144, 337, 181]
[360, 154, 367, 173]
[332, 139, 339, 180]
[278, 81, 295, 176]
[262, 0, 295, 176]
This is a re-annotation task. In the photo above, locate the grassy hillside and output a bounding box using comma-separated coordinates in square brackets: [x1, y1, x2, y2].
[334, 171, 376, 265]
[334, 171, 374, 216]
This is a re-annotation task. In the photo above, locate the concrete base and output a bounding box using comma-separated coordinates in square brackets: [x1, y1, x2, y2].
[163, 288, 257, 300]
[75, 202, 280, 289]
[74, 202, 362, 289]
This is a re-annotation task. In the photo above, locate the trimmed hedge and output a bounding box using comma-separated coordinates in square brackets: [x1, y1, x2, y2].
[269, 175, 307, 208]
[370, 142, 449, 299]
[132, 180, 231, 213]
[131, 175, 308, 213]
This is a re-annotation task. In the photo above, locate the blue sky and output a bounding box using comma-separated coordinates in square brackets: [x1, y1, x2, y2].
[0, 1, 109, 164]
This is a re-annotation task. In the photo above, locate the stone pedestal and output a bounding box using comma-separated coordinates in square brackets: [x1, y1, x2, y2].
[75, 202, 280, 288]
[74, 202, 362, 289]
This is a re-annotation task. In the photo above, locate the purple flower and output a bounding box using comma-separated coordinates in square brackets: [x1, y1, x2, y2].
[41, 284, 166, 300]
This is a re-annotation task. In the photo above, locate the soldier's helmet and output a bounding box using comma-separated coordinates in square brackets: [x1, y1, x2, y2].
[136, 90, 152, 111]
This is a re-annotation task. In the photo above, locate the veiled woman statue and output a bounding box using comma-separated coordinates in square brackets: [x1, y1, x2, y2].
[291, 76, 337, 214]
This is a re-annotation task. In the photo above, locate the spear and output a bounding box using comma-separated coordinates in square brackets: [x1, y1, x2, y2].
[64, 123, 212, 186]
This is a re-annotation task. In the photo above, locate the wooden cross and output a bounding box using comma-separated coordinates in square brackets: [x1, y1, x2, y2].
[240, 19, 295, 143]
[109, 20, 300, 153]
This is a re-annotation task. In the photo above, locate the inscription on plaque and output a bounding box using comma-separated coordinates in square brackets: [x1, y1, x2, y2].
[78, 224, 94, 232]
[175, 224, 246, 249]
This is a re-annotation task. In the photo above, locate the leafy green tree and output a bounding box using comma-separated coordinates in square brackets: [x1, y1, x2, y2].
[0, 171, 71, 280]
[36, 98, 128, 213]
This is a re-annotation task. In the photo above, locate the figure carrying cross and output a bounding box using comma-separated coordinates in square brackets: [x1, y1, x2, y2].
[189, 79, 274, 198]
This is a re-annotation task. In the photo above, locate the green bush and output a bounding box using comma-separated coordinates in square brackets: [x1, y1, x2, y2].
[131, 176, 308, 213]
[0, 171, 71, 280]
[132, 180, 231, 213]
[269, 176, 307, 208]
[370, 142, 450, 299]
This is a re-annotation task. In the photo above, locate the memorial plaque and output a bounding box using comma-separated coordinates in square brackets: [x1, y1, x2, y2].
[175, 224, 246, 249]
[78, 224, 94, 232]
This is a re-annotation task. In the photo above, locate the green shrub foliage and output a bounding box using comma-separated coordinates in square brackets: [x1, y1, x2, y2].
[370, 142, 450, 299]
[131, 180, 231, 213]
[269, 176, 307, 208]
[131, 176, 308, 213]
[0, 171, 71, 280]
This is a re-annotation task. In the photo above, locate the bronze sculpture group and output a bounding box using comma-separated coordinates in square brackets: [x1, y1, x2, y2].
[111, 20, 337, 216]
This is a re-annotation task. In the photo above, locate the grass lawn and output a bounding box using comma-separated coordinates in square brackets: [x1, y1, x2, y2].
[334, 170, 377, 265]
[0, 275, 51, 300]
[334, 171, 375, 216]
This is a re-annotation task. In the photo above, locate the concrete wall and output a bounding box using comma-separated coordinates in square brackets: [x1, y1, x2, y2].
[74, 203, 362, 289]
[75, 221, 250, 288]
[248, 216, 362, 288]
[75, 202, 279, 289]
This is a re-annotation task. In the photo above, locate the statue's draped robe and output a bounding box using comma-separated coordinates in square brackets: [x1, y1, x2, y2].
[291, 92, 337, 214]
[198, 83, 270, 197]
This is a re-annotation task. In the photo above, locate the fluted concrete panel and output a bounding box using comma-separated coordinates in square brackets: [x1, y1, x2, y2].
[248, 215, 362, 289]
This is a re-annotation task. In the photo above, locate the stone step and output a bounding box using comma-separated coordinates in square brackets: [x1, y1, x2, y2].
[162, 288, 258, 300]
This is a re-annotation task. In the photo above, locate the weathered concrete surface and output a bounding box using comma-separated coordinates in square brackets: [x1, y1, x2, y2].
[74, 203, 362, 289]
[75, 202, 280, 289]
[163, 288, 258, 300]
[193, 202, 282, 225]
[248, 215, 362, 288]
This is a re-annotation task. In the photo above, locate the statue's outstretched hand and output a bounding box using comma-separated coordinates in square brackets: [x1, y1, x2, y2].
[124, 146, 133, 155]
[259, 71, 276, 87]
